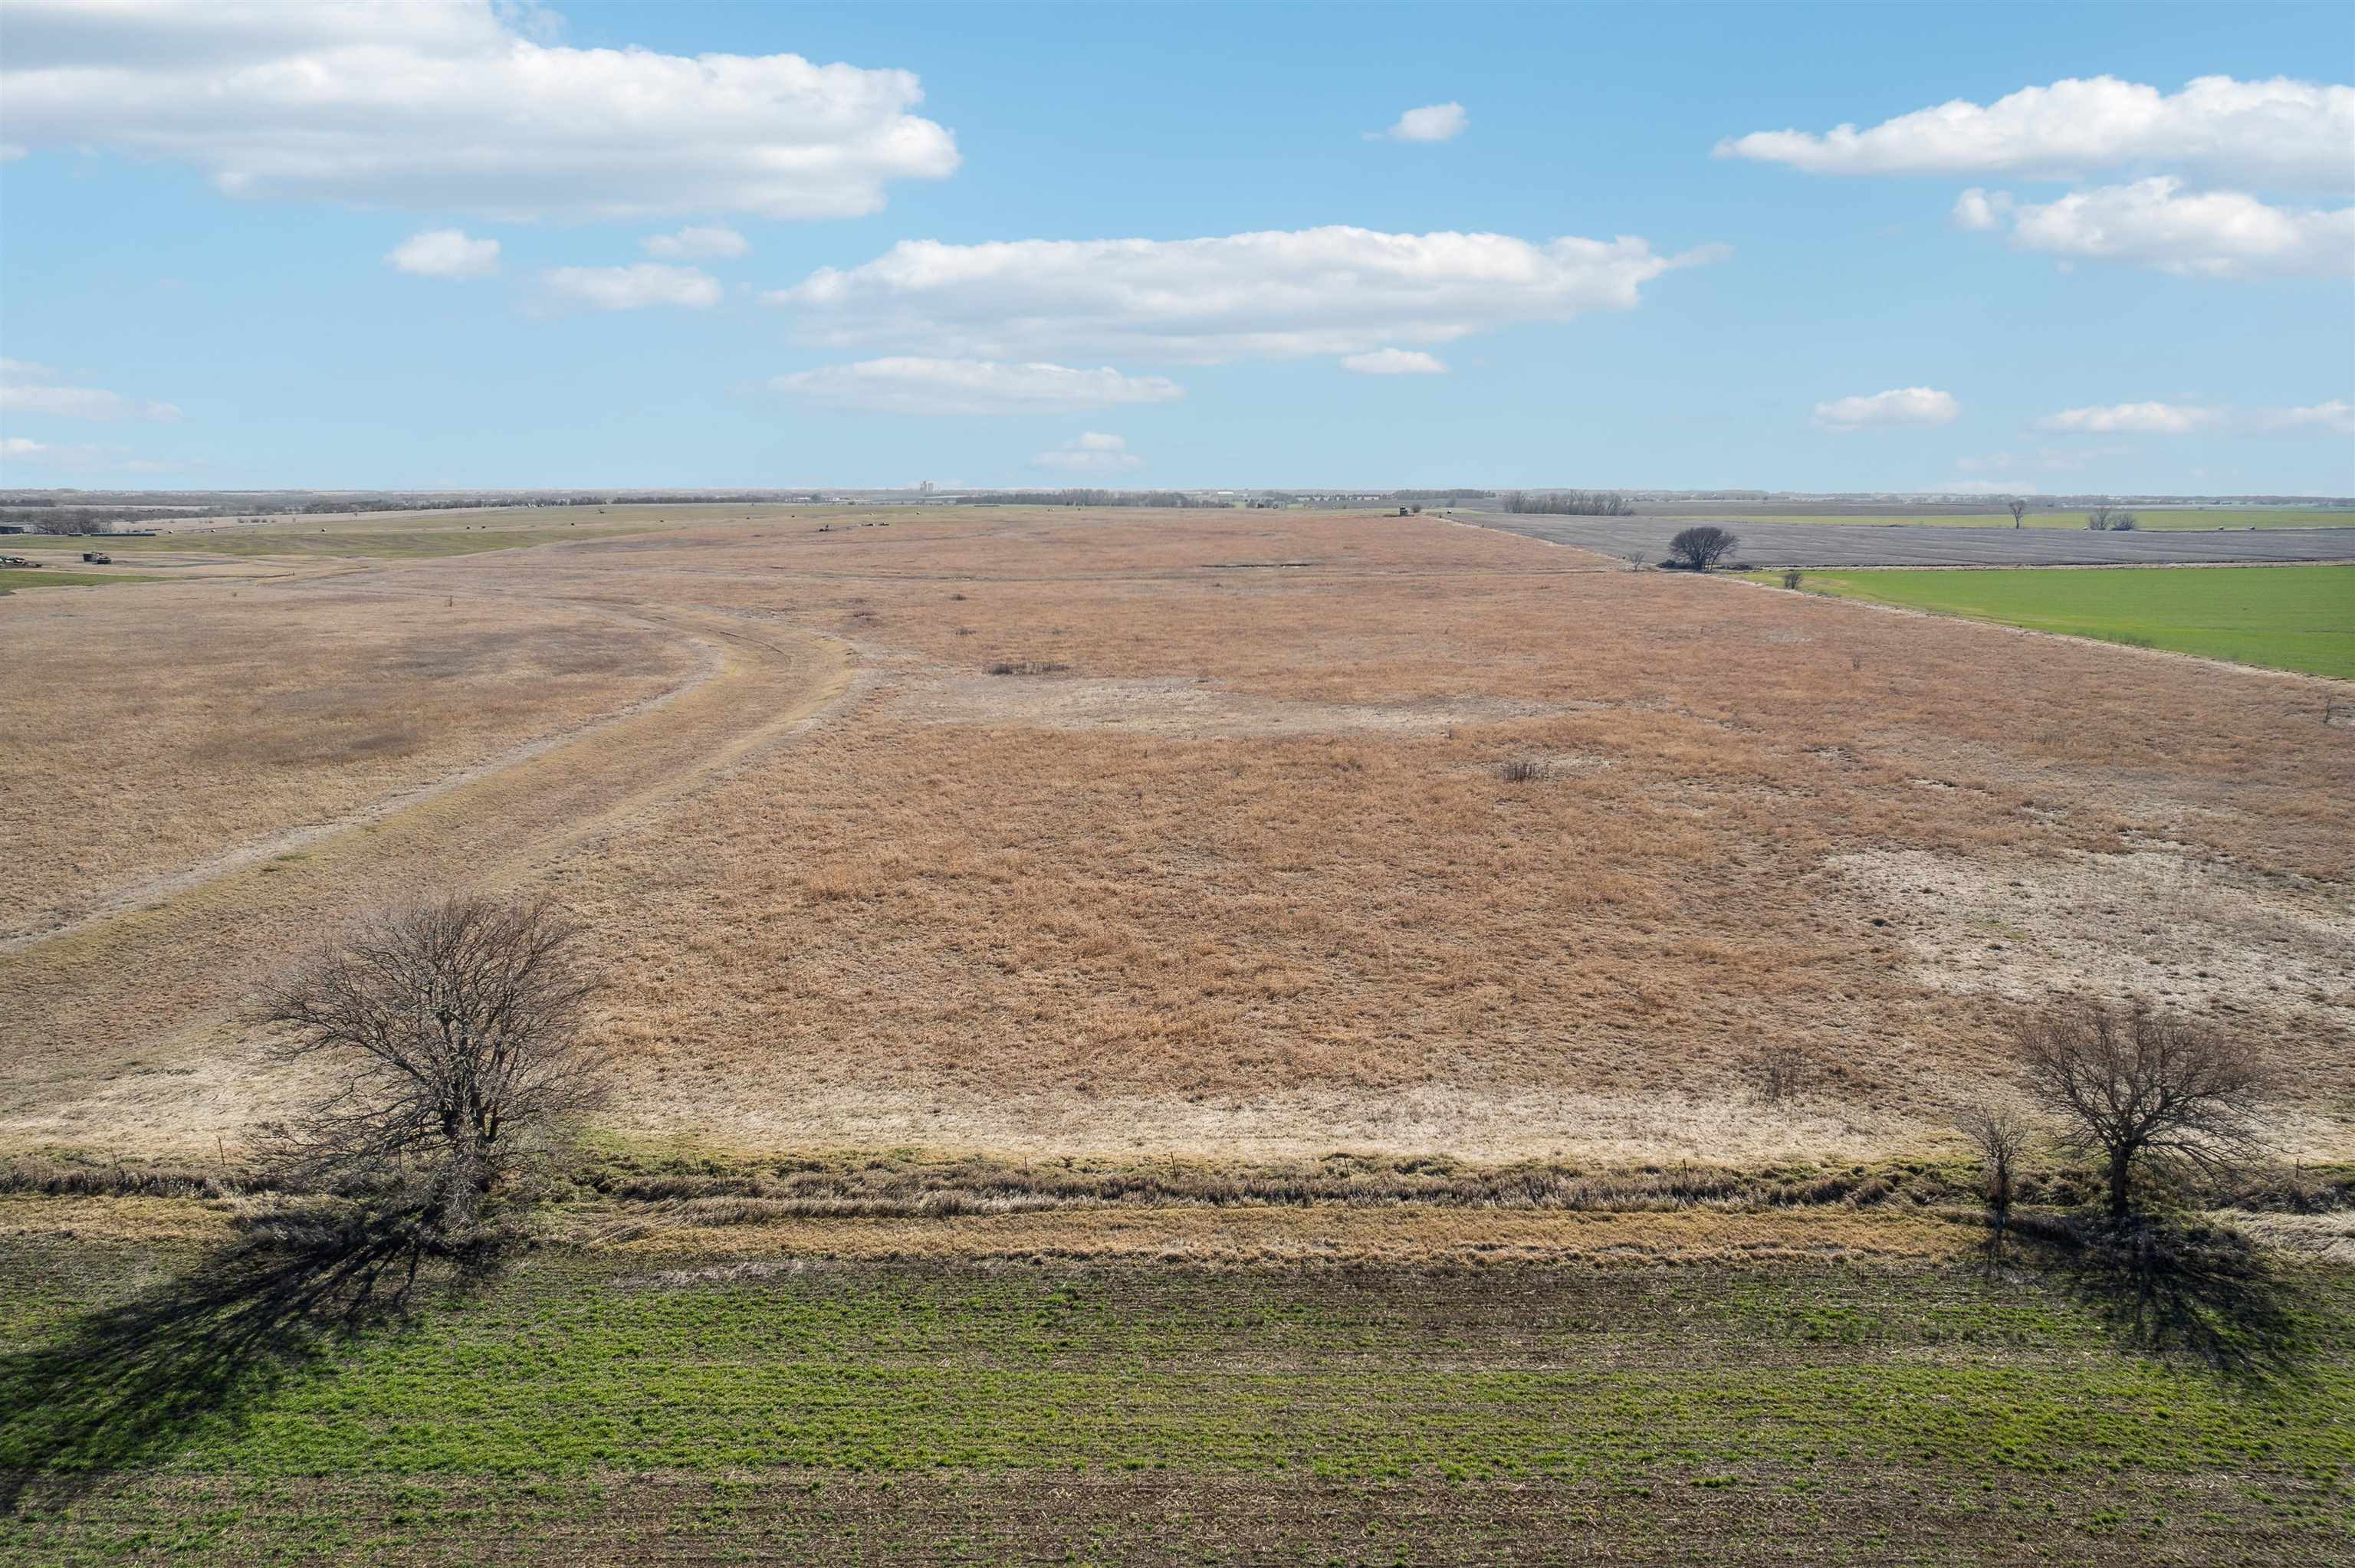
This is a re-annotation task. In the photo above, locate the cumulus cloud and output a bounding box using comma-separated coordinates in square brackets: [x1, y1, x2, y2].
[1949, 189, 2011, 231]
[2252, 399, 2355, 435]
[1368, 102, 1467, 143]
[1812, 387, 1959, 431]
[0, 358, 181, 422]
[645, 225, 750, 261]
[0, 0, 958, 219]
[767, 226, 1724, 364]
[2038, 402, 2224, 435]
[1958, 445, 2136, 477]
[1034, 431, 1146, 472]
[537, 264, 721, 311]
[0, 435, 166, 471]
[1340, 348, 1448, 375]
[2038, 399, 2355, 436]
[1958, 179, 2353, 279]
[770, 358, 1184, 416]
[386, 228, 500, 278]
[1717, 75, 2354, 189]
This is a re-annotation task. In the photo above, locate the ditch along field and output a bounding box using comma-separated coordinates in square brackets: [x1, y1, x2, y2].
[1746, 564, 2355, 681]
[2, 504, 2351, 1562]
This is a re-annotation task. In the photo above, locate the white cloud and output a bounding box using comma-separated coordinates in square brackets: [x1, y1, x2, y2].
[2036, 399, 2355, 437]
[770, 358, 1185, 416]
[1034, 431, 1145, 472]
[1340, 348, 1448, 375]
[537, 264, 721, 311]
[645, 225, 750, 261]
[2252, 399, 2355, 436]
[1956, 445, 2134, 476]
[386, 228, 499, 278]
[1969, 179, 2354, 279]
[0, 435, 166, 471]
[1812, 387, 1959, 431]
[767, 226, 1725, 364]
[1949, 189, 2011, 231]
[2038, 402, 2223, 435]
[1717, 75, 2354, 190]
[0, 359, 181, 422]
[1368, 102, 1467, 143]
[0, 0, 957, 219]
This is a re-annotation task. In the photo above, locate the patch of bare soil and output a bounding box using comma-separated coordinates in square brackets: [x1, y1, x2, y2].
[886, 668, 1578, 739]
[1825, 845, 2355, 1115]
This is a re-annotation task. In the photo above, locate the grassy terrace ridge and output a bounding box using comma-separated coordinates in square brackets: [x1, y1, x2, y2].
[2, 1215, 2349, 1566]
[1747, 563, 2355, 680]
[0, 569, 171, 594]
[1670, 508, 2355, 531]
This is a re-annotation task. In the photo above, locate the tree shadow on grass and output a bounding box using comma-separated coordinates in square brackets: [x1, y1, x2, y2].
[0, 1206, 511, 1511]
[2005, 1212, 2316, 1389]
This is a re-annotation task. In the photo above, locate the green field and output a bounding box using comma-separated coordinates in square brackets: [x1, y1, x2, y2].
[1, 520, 660, 562]
[1711, 510, 2355, 532]
[0, 569, 170, 595]
[2, 1230, 2347, 1564]
[1756, 565, 2355, 679]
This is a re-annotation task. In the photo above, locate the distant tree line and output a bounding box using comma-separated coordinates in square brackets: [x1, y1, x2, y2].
[1501, 490, 1637, 516]
[1390, 489, 1494, 502]
[7, 510, 123, 535]
[605, 492, 785, 505]
[957, 490, 1214, 508]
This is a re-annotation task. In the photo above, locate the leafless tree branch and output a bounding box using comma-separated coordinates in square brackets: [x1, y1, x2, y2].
[248, 892, 609, 1238]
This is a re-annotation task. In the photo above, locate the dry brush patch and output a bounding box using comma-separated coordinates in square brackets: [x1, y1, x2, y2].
[2, 507, 2348, 1167]
[597, 1205, 1974, 1271]
[0, 582, 698, 940]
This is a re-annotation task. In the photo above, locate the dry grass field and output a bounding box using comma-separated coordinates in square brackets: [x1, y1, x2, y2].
[1, 588, 699, 942]
[3, 505, 2350, 1167]
[7, 505, 2353, 1566]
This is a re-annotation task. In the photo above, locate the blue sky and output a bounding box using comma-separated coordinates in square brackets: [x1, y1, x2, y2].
[2, 0, 2349, 494]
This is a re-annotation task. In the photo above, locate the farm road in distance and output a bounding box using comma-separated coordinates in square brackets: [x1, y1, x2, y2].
[1468, 513, 2355, 568]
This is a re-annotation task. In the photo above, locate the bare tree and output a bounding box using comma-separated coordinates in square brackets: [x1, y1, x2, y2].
[1955, 1098, 2034, 1242]
[35, 513, 110, 536]
[1665, 525, 1740, 571]
[2087, 504, 2115, 531]
[2007, 499, 2028, 529]
[251, 893, 609, 1238]
[2017, 997, 2275, 1220]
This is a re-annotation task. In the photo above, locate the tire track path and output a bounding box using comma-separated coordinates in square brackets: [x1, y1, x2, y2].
[0, 587, 855, 1153]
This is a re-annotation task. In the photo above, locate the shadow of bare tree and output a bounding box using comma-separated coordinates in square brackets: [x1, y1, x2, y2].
[0, 1205, 514, 1510]
[2007, 1212, 2315, 1388]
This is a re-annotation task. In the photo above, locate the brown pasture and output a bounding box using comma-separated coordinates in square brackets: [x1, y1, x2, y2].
[2, 506, 2347, 1166]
